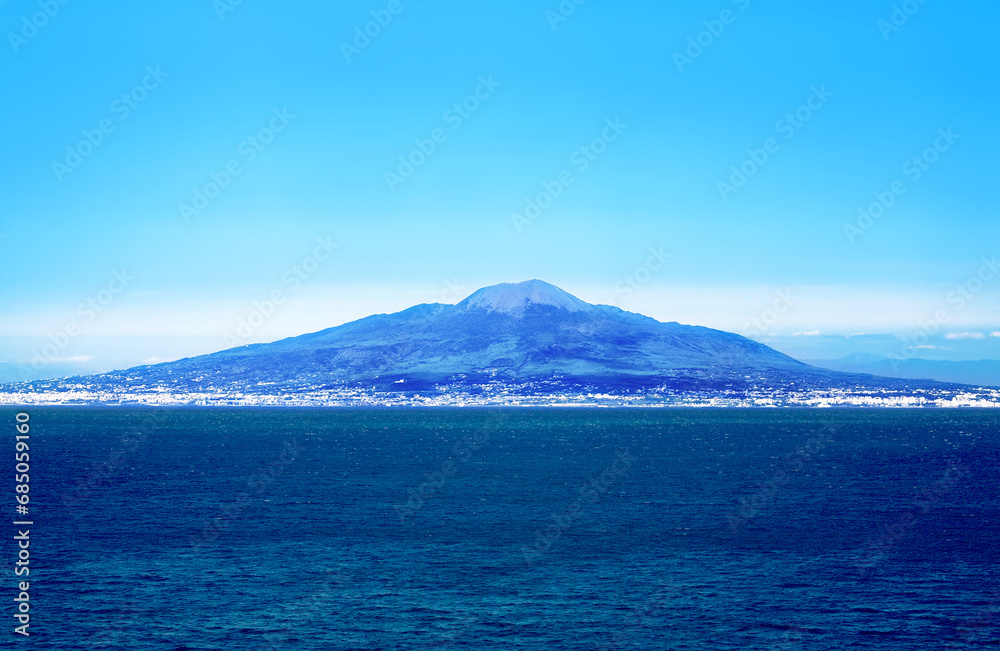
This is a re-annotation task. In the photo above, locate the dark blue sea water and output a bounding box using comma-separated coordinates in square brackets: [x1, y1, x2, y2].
[10, 407, 1000, 649]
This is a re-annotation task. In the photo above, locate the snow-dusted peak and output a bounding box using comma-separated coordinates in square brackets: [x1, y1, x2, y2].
[456, 280, 591, 317]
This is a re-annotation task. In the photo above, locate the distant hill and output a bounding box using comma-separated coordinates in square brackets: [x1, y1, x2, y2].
[804, 354, 1000, 388]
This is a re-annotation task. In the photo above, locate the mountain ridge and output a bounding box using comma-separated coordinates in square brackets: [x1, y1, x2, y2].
[4, 280, 997, 407]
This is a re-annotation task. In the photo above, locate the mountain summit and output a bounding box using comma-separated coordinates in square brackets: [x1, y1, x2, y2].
[456, 279, 591, 316]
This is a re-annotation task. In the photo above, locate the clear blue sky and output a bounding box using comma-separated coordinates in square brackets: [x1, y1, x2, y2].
[1, 0, 998, 380]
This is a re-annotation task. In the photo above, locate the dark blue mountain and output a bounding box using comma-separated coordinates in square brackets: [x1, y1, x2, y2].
[86, 280, 909, 394]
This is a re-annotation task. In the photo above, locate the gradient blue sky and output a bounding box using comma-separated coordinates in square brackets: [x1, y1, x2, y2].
[1, 0, 998, 380]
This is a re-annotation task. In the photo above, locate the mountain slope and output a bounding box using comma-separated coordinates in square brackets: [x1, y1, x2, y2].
[9, 280, 974, 408]
[83, 280, 876, 394]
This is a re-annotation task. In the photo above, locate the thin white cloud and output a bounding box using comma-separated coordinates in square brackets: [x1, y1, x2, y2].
[991, 331, 1000, 338]
[945, 332, 986, 340]
[790, 330, 821, 337]
[915, 345, 950, 350]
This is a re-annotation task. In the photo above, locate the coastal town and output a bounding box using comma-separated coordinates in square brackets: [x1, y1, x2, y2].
[3, 378, 998, 408]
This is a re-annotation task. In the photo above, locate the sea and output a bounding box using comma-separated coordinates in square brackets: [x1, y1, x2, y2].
[10, 407, 1000, 649]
